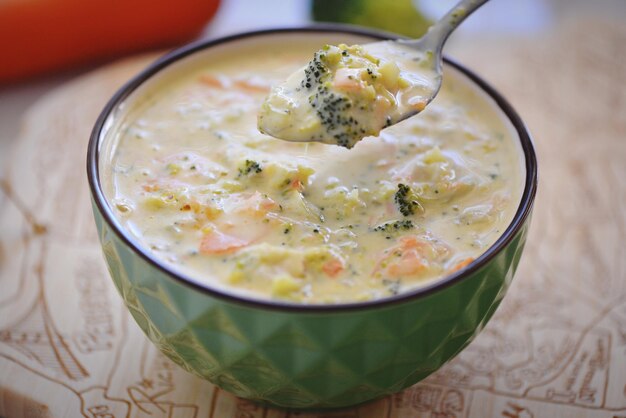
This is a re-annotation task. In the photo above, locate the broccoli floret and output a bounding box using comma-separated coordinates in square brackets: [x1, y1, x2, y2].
[308, 86, 359, 148]
[302, 46, 368, 149]
[301, 50, 329, 89]
[373, 219, 414, 233]
[238, 160, 263, 176]
[394, 183, 422, 216]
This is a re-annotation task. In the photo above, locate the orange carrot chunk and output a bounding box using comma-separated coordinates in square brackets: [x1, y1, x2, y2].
[199, 229, 248, 254]
[234, 80, 269, 93]
[198, 75, 224, 88]
[322, 259, 344, 278]
[448, 257, 474, 273]
[386, 249, 426, 277]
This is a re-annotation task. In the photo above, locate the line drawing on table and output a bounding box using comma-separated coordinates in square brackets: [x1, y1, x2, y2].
[125, 339, 200, 417]
[0, 220, 31, 310]
[425, 293, 626, 411]
[0, 239, 89, 381]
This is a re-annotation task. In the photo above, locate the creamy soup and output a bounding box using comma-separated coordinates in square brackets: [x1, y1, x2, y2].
[104, 36, 524, 304]
[258, 42, 439, 148]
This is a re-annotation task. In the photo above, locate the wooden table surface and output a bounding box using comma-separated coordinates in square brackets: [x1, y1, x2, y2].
[1, 16, 625, 418]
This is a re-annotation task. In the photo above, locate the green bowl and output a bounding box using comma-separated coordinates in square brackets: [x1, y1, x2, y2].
[87, 27, 537, 409]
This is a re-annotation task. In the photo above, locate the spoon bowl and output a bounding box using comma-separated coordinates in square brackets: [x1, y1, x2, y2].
[258, 0, 489, 148]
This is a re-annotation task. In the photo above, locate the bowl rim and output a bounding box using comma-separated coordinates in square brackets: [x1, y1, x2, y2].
[87, 25, 538, 313]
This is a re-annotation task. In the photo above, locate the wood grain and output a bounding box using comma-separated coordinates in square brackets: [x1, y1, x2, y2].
[1, 18, 625, 418]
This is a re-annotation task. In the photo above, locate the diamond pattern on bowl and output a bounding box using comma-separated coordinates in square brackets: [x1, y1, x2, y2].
[93, 200, 530, 409]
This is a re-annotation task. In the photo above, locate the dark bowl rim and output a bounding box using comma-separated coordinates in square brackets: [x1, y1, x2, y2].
[87, 25, 538, 313]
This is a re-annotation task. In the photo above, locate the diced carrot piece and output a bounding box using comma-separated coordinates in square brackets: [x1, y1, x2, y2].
[234, 80, 269, 93]
[236, 191, 278, 216]
[398, 236, 419, 248]
[386, 249, 426, 277]
[448, 257, 474, 273]
[198, 74, 224, 88]
[373, 235, 445, 278]
[332, 68, 364, 92]
[408, 96, 427, 112]
[260, 196, 277, 211]
[413, 101, 427, 112]
[322, 258, 344, 278]
[199, 75, 268, 93]
[142, 183, 159, 192]
[199, 229, 248, 254]
[290, 179, 303, 191]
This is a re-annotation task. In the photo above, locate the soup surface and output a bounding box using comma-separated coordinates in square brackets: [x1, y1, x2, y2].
[105, 36, 524, 304]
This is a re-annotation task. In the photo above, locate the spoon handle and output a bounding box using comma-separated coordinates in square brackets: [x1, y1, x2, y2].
[408, 0, 490, 54]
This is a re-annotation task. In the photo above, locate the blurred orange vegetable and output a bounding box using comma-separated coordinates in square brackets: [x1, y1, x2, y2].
[0, 0, 221, 83]
[200, 229, 249, 255]
[448, 257, 474, 273]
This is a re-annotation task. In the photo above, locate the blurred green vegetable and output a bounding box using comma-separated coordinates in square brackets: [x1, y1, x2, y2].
[312, 0, 432, 38]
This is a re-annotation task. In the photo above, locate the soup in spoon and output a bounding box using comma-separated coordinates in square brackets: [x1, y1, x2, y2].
[258, 42, 438, 149]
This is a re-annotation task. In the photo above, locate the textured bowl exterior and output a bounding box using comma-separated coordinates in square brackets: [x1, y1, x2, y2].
[92, 200, 531, 408]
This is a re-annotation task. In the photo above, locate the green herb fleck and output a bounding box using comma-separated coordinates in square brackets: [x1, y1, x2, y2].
[382, 278, 401, 295]
[373, 220, 415, 233]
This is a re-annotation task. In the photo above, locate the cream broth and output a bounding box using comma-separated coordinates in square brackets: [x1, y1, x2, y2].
[106, 38, 524, 304]
[258, 42, 439, 148]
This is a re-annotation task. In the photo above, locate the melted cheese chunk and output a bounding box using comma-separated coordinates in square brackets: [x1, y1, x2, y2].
[105, 38, 524, 304]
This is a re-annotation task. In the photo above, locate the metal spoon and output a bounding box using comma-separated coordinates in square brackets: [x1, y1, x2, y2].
[393, 0, 490, 121]
[258, 0, 490, 148]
